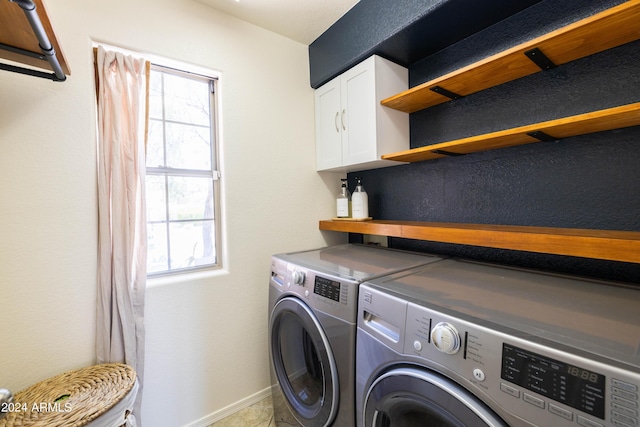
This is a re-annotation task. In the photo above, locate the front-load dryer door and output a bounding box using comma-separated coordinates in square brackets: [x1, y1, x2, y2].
[270, 296, 339, 427]
[364, 367, 508, 427]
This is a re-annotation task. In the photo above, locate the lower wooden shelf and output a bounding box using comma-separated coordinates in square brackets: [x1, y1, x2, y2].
[382, 102, 640, 163]
[319, 220, 640, 264]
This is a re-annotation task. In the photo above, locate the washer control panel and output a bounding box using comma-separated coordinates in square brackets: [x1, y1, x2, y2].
[359, 284, 640, 427]
[502, 343, 606, 420]
[401, 301, 640, 427]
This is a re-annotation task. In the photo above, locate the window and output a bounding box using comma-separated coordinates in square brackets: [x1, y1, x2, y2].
[146, 65, 220, 275]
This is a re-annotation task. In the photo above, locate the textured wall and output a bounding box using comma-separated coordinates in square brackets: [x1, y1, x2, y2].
[308, 0, 543, 88]
[348, 0, 640, 283]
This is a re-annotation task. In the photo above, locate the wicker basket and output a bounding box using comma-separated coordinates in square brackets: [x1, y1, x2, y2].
[0, 363, 137, 427]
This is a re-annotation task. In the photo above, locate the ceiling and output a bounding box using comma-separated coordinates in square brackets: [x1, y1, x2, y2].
[193, 0, 360, 45]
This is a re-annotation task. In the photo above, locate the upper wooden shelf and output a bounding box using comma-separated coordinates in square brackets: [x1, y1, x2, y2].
[381, 102, 640, 162]
[319, 220, 640, 264]
[381, 0, 640, 114]
[0, 0, 70, 76]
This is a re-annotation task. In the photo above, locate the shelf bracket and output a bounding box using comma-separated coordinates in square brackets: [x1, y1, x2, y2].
[431, 149, 464, 157]
[430, 86, 464, 100]
[527, 130, 558, 142]
[524, 47, 557, 71]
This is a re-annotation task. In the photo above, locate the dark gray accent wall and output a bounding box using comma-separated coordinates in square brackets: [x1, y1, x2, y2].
[340, 0, 640, 283]
[308, 0, 544, 89]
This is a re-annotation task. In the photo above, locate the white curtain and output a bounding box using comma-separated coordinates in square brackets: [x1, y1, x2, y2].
[95, 45, 148, 425]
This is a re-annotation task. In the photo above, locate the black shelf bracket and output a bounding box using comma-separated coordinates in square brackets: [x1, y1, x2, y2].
[431, 149, 464, 157]
[527, 130, 558, 142]
[430, 85, 464, 100]
[524, 47, 557, 71]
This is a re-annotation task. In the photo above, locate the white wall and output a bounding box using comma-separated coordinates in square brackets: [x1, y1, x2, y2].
[0, 0, 344, 425]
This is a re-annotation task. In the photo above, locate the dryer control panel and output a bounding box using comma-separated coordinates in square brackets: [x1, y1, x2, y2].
[270, 256, 359, 323]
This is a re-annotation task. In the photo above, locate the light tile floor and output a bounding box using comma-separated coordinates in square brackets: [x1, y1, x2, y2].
[209, 396, 275, 427]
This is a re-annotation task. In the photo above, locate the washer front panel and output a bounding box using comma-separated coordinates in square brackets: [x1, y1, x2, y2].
[359, 284, 640, 427]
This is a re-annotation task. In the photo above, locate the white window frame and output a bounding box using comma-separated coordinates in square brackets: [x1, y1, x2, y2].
[146, 63, 222, 277]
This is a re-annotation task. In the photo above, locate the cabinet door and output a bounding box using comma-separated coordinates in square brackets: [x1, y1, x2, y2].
[341, 58, 376, 167]
[315, 77, 342, 170]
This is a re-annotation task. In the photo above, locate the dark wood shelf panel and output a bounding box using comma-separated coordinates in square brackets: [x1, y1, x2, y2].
[381, 1, 640, 114]
[0, 0, 70, 75]
[319, 220, 640, 264]
[381, 102, 640, 162]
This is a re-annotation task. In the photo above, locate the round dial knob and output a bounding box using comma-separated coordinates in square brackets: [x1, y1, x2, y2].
[431, 322, 461, 354]
[292, 270, 306, 286]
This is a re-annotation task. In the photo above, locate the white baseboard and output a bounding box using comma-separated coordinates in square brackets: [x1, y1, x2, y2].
[182, 387, 272, 427]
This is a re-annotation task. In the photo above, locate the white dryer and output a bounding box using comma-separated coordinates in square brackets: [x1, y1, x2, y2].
[356, 259, 640, 427]
[268, 244, 444, 426]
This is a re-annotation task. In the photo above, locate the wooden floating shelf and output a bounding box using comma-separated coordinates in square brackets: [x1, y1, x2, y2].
[382, 102, 640, 162]
[330, 2, 640, 266]
[381, 0, 640, 114]
[319, 220, 640, 264]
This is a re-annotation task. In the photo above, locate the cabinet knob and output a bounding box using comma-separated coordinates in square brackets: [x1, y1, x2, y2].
[334, 112, 340, 132]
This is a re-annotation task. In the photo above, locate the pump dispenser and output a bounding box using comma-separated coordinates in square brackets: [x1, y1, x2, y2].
[336, 178, 351, 218]
[351, 177, 369, 219]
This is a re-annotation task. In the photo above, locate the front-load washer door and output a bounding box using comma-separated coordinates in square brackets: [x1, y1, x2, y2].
[364, 367, 508, 427]
[270, 296, 339, 427]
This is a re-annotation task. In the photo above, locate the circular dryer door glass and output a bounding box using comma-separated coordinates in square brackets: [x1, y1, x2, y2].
[364, 367, 508, 427]
[270, 297, 338, 427]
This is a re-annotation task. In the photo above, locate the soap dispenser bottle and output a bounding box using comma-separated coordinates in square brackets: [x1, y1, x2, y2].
[336, 178, 351, 218]
[351, 177, 369, 219]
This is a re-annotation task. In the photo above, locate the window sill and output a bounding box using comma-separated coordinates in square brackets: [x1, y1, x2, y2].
[146, 266, 228, 288]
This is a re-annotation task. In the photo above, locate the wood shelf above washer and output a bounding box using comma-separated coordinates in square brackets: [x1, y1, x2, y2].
[319, 220, 640, 264]
[381, 102, 640, 163]
[380, 0, 640, 114]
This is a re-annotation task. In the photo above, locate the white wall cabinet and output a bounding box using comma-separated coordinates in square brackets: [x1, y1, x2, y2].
[315, 55, 409, 172]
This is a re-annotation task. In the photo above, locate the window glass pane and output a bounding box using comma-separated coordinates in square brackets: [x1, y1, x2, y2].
[168, 176, 214, 220]
[169, 221, 216, 269]
[147, 223, 168, 273]
[148, 71, 163, 120]
[165, 122, 211, 170]
[163, 73, 210, 126]
[146, 175, 167, 222]
[146, 119, 165, 167]
[146, 63, 219, 276]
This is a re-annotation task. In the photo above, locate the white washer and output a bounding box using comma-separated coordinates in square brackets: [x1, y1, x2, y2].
[356, 259, 640, 427]
[269, 244, 444, 426]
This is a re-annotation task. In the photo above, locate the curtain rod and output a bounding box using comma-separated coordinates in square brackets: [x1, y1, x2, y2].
[0, 0, 66, 81]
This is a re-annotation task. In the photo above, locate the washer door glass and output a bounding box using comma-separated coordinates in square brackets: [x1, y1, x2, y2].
[270, 297, 338, 427]
[364, 367, 508, 427]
